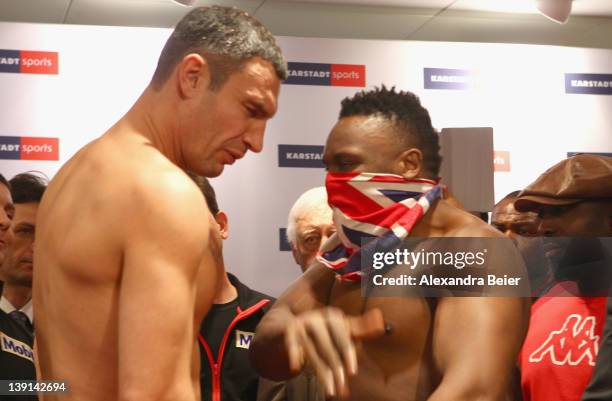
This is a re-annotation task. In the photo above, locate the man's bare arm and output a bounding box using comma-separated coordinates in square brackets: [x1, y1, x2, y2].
[428, 296, 529, 401]
[252, 263, 384, 398]
[251, 263, 336, 380]
[117, 173, 214, 401]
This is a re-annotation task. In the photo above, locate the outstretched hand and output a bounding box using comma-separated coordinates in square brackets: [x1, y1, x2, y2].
[285, 307, 385, 399]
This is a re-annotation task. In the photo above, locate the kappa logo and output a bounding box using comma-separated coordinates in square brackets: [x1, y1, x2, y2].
[0, 49, 59, 75]
[285, 62, 366, 87]
[528, 314, 600, 366]
[235, 330, 255, 349]
[0, 136, 59, 160]
[1, 332, 34, 362]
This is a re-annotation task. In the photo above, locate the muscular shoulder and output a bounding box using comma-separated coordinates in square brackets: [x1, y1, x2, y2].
[123, 167, 209, 236]
[120, 167, 213, 280]
[444, 206, 502, 239]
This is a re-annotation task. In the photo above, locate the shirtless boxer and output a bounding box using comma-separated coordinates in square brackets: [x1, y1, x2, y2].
[252, 87, 528, 401]
[33, 6, 285, 401]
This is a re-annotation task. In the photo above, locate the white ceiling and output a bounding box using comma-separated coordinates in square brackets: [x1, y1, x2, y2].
[2, 0, 612, 48]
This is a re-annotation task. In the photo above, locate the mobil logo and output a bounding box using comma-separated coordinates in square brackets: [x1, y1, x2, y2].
[235, 330, 255, 349]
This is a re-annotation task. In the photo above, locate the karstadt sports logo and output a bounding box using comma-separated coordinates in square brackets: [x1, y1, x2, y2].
[493, 151, 510, 172]
[528, 314, 599, 366]
[279, 228, 291, 252]
[424, 68, 474, 90]
[0, 136, 60, 160]
[285, 62, 366, 87]
[565, 73, 612, 95]
[0, 49, 59, 75]
[278, 144, 325, 168]
[567, 152, 612, 158]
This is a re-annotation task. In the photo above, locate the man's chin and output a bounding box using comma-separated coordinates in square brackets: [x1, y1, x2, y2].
[210, 164, 225, 178]
[7, 276, 33, 287]
[198, 163, 225, 178]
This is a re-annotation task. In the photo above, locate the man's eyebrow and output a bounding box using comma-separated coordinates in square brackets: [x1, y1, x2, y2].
[250, 92, 277, 118]
[300, 228, 320, 236]
[13, 222, 35, 231]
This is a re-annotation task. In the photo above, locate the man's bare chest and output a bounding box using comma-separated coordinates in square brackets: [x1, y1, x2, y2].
[328, 279, 434, 353]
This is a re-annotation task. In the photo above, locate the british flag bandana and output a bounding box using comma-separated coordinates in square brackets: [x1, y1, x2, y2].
[316, 172, 442, 281]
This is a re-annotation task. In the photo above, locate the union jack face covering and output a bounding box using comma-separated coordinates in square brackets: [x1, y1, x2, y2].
[316, 172, 442, 282]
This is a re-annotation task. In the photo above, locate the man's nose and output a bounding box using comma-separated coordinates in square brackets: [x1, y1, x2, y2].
[244, 121, 266, 153]
[0, 211, 10, 232]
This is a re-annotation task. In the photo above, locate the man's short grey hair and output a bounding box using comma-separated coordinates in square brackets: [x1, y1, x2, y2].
[286, 187, 333, 246]
[152, 5, 287, 90]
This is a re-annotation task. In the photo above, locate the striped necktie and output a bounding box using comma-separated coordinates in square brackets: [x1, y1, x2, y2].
[9, 310, 34, 337]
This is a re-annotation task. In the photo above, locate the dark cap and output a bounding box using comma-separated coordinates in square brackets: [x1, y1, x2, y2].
[515, 154, 612, 212]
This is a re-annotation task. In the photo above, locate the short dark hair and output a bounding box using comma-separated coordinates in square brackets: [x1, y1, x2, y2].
[339, 86, 442, 178]
[187, 172, 219, 215]
[0, 174, 10, 191]
[9, 172, 47, 204]
[152, 6, 287, 90]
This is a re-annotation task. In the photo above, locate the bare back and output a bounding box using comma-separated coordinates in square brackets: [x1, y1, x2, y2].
[34, 129, 217, 401]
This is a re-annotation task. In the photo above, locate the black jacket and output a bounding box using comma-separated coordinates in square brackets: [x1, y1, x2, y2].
[582, 287, 612, 401]
[199, 273, 276, 401]
[0, 310, 37, 401]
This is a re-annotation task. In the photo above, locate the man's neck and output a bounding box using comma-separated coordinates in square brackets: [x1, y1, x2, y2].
[2, 285, 32, 310]
[214, 273, 238, 305]
[115, 86, 184, 168]
[411, 200, 454, 237]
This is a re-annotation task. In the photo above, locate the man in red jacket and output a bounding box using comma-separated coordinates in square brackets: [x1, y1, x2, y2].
[190, 174, 280, 401]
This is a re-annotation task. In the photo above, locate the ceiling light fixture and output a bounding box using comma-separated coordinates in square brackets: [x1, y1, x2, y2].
[171, 0, 196, 6]
[535, 0, 573, 24]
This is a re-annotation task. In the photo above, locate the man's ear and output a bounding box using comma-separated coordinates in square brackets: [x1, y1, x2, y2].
[397, 148, 423, 179]
[214, 211, 229, 240]
[177, 53, 211, 99]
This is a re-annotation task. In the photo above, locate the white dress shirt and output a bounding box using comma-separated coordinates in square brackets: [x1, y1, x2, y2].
[0, 295, 33, 324]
